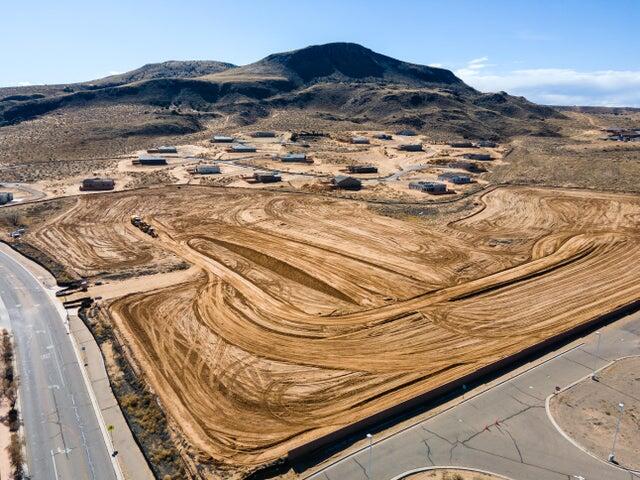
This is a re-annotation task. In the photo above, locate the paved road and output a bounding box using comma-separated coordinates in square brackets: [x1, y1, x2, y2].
[307, 313, 640, 480]
[0, 183, 47, 207]
[0, 249, 116, 480]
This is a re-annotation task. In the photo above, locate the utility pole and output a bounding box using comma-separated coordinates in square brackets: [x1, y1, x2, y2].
[366, 433, 373, 479]
[592, 331, 601, 381]
[608, 402, 625, 464]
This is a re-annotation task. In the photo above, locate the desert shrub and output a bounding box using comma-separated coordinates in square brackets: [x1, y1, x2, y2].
[8, 432, 24, 479]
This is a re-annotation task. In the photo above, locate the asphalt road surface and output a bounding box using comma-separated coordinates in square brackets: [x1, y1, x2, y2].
[0, 249, 116, 480]
[307, 313, 640, 480]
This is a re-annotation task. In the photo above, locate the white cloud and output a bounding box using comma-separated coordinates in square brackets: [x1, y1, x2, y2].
[455, 62, 640, 107]
[108, 71, 123, 76]
[455, 56, 494, 78]
[17, 81, 32, 86]
[428, 63, 443, 68]
[468, 57, 489, 66]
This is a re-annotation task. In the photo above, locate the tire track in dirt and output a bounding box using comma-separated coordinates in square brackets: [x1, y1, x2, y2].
[24, 185, 640, 477]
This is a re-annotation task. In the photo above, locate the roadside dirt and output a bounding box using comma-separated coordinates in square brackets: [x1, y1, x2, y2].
[550, 356, 640, 471]
[0, 402, 12, 480]
[404, 469, 507, 480]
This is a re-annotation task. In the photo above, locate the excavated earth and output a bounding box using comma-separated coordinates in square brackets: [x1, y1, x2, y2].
[22, 184, 640, 477]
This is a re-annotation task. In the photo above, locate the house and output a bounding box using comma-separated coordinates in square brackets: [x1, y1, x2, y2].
[409, 181, 447, 194]
[135, 156, 168, 166]
[351, 136, 370, 145]
[228, 144, 257, 153]
[396, 129, 417, 136]
[253, 172, 281, 183]
[196, 165, 221, 175]
[438, 172, 472, 184]
[280, 153, 310, 163]
[450, 141, 475, 148]
[80, 178, 115, 191]
[212, 135, 235, 143]
[398, 143, 423, 152]
[476, 140, 497, 148]
[0, 192, 13, 205]
[147, 146, 177, 154]
[332, 176, 362, 190]
[463, 153, 492, 161]
[373, 133, 392, 140]
[347, 165, 378, 174]
[251, 131, 276, 138]
[448, 161, 486, 173]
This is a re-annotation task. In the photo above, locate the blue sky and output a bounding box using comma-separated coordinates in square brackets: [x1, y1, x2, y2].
[3, 0, 639, 106]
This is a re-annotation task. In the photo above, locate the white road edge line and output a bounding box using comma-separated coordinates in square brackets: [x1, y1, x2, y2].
[0, 250, 124, 480]
[50, 449, 59, 480]
[544, 354, 640, 476]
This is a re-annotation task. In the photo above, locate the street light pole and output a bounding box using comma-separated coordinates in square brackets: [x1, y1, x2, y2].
[608, 402, 625, 464]
[366, 433, 373, 479]
[592, 331, 601, 381]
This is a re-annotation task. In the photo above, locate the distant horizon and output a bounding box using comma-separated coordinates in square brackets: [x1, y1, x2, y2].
[3, 0, 639, 107]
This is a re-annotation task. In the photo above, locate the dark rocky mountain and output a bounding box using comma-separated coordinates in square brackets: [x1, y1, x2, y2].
[206, 42, 465, 88]
[0, 42, 564, 153]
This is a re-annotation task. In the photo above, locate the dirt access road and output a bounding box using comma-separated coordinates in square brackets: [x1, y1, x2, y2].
[17, 184, 640, 478]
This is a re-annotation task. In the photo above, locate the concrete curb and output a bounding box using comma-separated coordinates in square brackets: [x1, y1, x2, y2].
[545, 355, 640, 476]
[389, 466, 514, 480]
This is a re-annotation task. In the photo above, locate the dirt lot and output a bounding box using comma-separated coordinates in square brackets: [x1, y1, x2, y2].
[9, 184, 640, 478]
[0, 130, 502, 206]
[550, 356, 640, 470]
[404, 469, 507, 480]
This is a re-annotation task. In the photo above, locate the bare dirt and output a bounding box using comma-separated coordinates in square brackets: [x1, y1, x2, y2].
[0, 402, 12, 480]
[550, 356, 640, 471]
[404, 469, 507, 480]
[14, 184, 640, 478]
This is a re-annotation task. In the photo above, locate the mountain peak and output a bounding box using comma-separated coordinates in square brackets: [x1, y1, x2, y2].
[216, 42, 466, 88]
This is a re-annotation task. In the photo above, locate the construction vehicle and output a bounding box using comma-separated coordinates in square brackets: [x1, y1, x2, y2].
[130, 215, 158, 238]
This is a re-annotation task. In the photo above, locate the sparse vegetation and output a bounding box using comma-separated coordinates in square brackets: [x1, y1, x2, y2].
[0, 330, 24, 479]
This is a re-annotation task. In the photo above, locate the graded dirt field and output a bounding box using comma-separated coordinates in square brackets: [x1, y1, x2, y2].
[14, 184, 640, 477]
[550, 356, 640, 470]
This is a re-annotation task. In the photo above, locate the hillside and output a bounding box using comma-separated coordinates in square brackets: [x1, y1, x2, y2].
[0, 42, 565, 164]
[0, 60, 234, 100]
